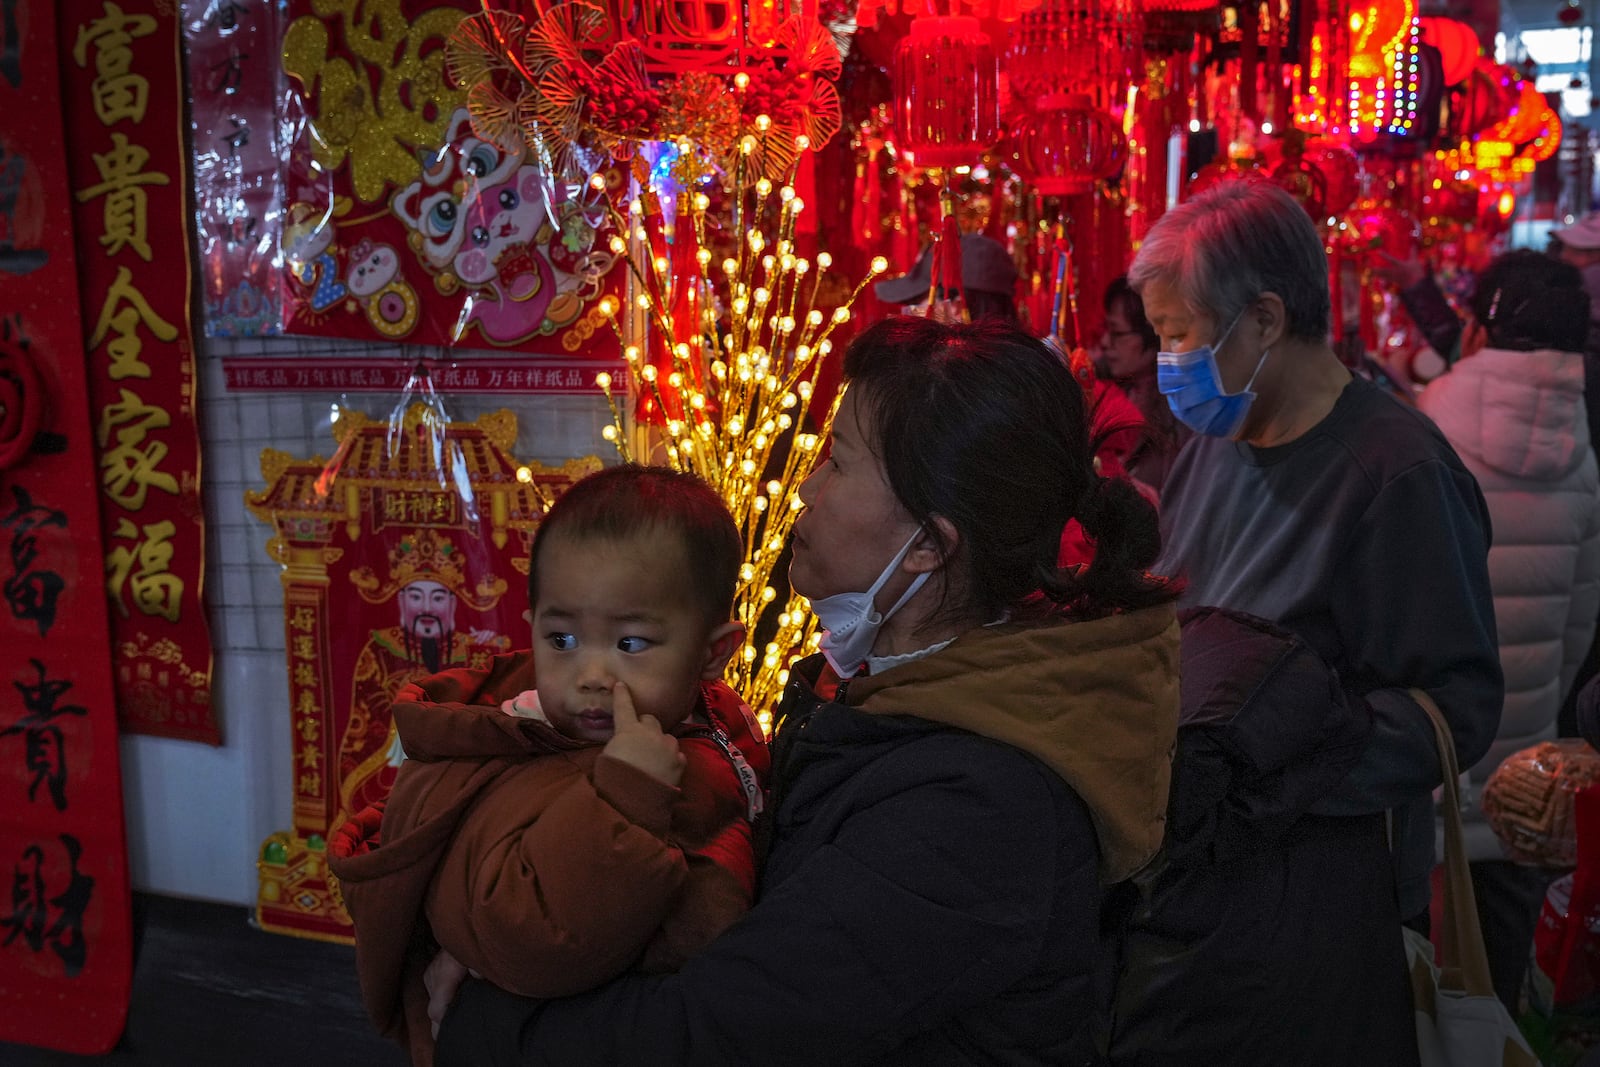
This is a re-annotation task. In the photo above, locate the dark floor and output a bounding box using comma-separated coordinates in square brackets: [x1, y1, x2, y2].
[0, 893, 406, 1067]
[5, 892, 1599, 1066]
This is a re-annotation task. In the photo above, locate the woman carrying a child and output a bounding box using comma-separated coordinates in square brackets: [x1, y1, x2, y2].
[429, 316, 1183, 1065]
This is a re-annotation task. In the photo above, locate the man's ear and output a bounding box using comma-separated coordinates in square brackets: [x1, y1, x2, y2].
[1255, 292, 1289, 350]
[905, 517, 957, 575]
[701, 621, 747, 679]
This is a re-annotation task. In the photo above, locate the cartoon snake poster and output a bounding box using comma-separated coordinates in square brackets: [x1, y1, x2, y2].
[278, 0, 624, 354]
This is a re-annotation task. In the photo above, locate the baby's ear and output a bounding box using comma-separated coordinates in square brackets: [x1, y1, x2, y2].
[701, 621, 747, 679]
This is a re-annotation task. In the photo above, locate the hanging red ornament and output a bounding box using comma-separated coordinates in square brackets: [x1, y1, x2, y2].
[1008, 92, 1127, 195]
[1559, 1, 1585, 24]
[1304, 140, 1360, 216]
[1418, 17, 1479, 87]
[1144, 7, 1221, 55]
[857, 0, 1046, 28]
[1421, 178, 1480, 223]
[1336, 197, 1421, 265]
[893, 16, 1002, 169]
[1347, 0, 1414, 74]
[1263, 133, 1331, 220]
[1474, 135, 1518, 178]
[1489, 78, 1549, 147]
[1477, 191, 1514, 237]
[1184, 160, 1263, 201]
[1527, 106, 1562, 163]
[1451, 58, 1516, 139]
[1007, 0, 1143, 110]
[1270, 159, 1331, 222]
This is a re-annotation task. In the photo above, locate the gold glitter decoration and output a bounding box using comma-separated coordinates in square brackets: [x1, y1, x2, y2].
[283, 1, 470, 203]
[663, 72, 741, 166]
[446, 4, 842, 185]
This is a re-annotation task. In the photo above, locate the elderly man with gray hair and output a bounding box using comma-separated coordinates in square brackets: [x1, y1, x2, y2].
[1111, 179, 1502, 1065]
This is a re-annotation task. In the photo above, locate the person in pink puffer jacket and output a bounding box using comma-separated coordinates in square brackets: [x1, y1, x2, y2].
[1417, 248, 1600, 1010]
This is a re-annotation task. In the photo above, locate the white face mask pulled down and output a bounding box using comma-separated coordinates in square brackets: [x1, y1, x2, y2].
[811, 529, 929, 678]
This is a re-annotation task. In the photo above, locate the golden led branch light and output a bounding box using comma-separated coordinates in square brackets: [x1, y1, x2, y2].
[593, 144, 888, 727]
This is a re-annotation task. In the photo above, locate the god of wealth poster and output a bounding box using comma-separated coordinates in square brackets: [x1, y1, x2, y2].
[247, 404, 599, 941]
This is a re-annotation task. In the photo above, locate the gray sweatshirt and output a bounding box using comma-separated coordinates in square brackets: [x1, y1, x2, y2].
[1155, 375, 1504, 919]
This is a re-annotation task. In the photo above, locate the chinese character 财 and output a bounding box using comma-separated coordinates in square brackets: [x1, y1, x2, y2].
[1, 833, 93, 977]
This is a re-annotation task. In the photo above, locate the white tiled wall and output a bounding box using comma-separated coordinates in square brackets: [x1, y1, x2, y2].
[121, 332, 612, 904]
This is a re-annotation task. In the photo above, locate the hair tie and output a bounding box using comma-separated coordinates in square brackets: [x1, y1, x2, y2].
[1076, 475, 1109, 531]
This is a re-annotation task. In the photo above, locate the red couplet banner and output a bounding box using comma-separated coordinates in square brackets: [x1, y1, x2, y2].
[60, 0, 217, 742]
[0, 0, 133, 1054]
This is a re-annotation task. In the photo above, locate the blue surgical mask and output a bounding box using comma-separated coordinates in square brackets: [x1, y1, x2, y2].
[1156, 312, 1271, 439]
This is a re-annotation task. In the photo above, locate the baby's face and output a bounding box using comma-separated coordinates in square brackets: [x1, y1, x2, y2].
[529, 531, 715, 743]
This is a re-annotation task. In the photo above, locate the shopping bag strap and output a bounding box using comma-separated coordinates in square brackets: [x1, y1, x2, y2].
[1407, 687, 1495, 998]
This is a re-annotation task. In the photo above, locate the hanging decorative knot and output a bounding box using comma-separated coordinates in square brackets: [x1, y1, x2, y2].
[445, 2, 843, 182]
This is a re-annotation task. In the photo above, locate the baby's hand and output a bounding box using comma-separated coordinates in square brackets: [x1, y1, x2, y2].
[601, 682, 685, 787]
[424, 948, 479, 1039]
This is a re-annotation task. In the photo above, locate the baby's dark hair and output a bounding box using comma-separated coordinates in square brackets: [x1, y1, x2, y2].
[1469, 250, 1591, 353]
[527, 465, 743, 625]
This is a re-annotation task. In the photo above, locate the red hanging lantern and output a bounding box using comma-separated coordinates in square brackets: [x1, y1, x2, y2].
[1476, 190, 1515, 236]
[1418, 16, 1479, 86]
[1474, 135, 1517, 176]
[1009, 92, 1127, 195]
[1259, 134, 1332, 219]
[1269, 157, 1331, 221]
[1304, 140, 1360, 216]
[1336, 196, 1421, 264]
[1347, 0, 1414, 74]
[1186, 158, 1263, 200]
[1421, 178, 1480, 223]
[1527, 106, 1562, 163]
[893, 17, 1001, 169]
[1489, 78, 1549, 147]
[1451, 58, 1515, 139]
[1007, 0, 1143, 110]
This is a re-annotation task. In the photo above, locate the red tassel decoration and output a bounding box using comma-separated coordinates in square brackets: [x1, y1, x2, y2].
[635, 195, 694, 425]
[937, 208, 963, 299]
[894, 169, 920, 278]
